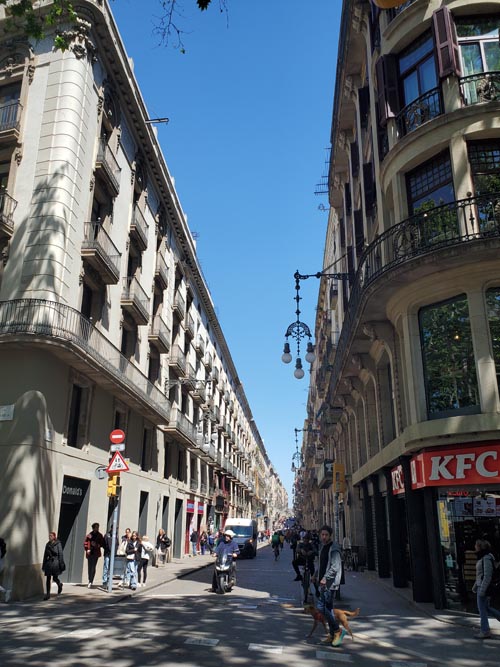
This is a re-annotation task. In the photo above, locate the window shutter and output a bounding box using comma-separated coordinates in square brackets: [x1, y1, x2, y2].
[339, 217, 346, 248]
[358, 86, 370, 129]
[345, 182, 352, 216]
[363, 162, 376, 216]
[432, 6, 461, 78]
[375, 55, 399, 127]
[350, 142, 359, 178]
[354, 210, 364, 258]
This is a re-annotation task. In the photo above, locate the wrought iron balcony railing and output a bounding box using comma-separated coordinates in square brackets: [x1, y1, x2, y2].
[96, 139, 121, 195]
[460, 71, 500, 106]
[386, 0, 417, 23]
[168, 342, 186, 376]
[154, 253, 169, 291]
[121, 276, 150, 325]
[0, 100, 22, 133]
[165, 406, 197, 446]
[0, 299, 170, 422]
[396, 87, 444, 137]
[130, 205, 149, 252]
[172, 290, 186, 320]
[148, 314, 171, 354]
[82, 221, 121, 284]
[330, 192, 500, 393]
[0, 190, 17, 238]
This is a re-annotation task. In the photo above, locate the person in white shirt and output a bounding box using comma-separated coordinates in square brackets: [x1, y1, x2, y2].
[137, 535, 155, 587]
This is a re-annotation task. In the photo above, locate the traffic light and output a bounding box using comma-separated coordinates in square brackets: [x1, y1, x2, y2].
[107, 474, 121, 497]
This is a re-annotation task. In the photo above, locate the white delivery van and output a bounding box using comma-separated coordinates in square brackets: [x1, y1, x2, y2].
[223, 518, 258, 558]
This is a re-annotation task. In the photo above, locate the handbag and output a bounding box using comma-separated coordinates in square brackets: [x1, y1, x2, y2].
[116, 540, 127, 557]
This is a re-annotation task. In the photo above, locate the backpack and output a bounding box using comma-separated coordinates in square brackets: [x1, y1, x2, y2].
[483, 555, 500, 597]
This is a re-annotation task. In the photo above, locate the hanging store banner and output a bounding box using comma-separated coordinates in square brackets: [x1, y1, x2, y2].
[391, 464, 405, 495]
[333, 463, 346, 494]
[197, 503, 205, 515]
[186, 499, 195, 513]
[410, 443, 500, 489]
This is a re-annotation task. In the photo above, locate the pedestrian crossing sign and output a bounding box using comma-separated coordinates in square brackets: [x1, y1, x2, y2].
[106, 451, 130, 473]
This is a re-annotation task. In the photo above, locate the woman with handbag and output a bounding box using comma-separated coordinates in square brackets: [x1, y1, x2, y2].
[473, 538, 500, 639]
[42, 531, 65, 600]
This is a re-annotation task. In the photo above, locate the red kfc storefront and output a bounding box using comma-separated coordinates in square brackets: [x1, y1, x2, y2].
[390, 443, 500, 611]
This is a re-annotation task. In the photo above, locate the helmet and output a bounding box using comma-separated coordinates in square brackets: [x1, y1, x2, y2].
[224, 529, 235, 538]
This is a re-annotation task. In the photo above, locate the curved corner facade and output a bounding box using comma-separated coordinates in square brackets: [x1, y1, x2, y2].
[297, 0, 500, 610]
[0, 0, 287, 600]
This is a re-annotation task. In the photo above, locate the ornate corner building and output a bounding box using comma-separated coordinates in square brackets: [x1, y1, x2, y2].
[299, 0, 500, 611]
[0, 0, 286, 600]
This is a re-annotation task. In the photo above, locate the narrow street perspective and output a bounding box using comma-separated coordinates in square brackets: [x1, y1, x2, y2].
[1, 544, 498, 667]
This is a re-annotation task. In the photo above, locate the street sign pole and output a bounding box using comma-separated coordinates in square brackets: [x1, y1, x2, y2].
[108, 487, 121, 594]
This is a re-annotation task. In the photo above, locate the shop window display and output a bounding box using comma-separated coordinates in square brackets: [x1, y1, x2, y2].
[437, 488, 500, 611]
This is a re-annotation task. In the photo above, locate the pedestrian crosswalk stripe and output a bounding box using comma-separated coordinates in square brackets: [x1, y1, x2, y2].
[185, 638, 219, 646]
[316, 650, 353, 662]
[57, 628, 105, 639]
[390, 663, 427, 667]
[248, 644, 283, 654]
[16, 625, 51, 634]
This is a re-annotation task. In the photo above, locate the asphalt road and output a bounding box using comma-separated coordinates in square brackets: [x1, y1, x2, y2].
[1, 544, 498, 667]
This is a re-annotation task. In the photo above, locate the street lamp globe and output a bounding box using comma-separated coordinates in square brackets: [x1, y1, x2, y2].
[294, 358, 305, 379]
[281, 342, 292, 364]
[305, 342, 316, 364]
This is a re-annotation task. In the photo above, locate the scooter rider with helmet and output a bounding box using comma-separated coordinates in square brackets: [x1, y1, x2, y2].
[211, 529, 240, 592]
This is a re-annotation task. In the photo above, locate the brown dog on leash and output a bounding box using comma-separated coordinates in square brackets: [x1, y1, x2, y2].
[304, 604, 360, 640]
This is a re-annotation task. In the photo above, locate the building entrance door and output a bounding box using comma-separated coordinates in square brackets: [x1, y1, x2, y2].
[57, 476, 90, 583]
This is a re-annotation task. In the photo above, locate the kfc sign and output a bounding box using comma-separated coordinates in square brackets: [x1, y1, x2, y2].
[411, 444, 500, 489]
[391, 465, 405, 495]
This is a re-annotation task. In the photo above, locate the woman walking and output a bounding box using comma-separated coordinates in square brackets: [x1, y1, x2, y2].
[125, 531, 141, 591]
[473, 538, 500, 639]
[137, 535, 154, 586]
[42, 532, 65, 600]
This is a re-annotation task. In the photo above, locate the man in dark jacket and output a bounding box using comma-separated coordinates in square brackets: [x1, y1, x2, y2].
[84, 522, 105, 588]
[190, 529, 199, 556]
[314, 525, 345, 647]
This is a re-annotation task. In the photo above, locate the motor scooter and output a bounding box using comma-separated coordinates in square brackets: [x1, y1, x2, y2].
[214, 552, 235, 594]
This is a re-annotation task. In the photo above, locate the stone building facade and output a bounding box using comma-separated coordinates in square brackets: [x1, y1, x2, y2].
[0, 0, 286, 600]
[297, 0, 500, 611]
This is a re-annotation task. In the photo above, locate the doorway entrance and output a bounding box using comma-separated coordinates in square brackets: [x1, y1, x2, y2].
[57, 476, 90, 583]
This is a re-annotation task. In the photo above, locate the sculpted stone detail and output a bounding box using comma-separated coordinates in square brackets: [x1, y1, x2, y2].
[27, 63, 35, 84]
[97, 94, 104, 116]
[89, 175, 95, 191]
[14, 145, 22, 165]
[60, 19, 97, 63]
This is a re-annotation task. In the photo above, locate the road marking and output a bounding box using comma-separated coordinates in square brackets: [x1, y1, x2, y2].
[316, 651, 354, 662]
[185, 638, 219, 646]
[16, 625, 51, 634]
[236, 604, 258, 609]
[248, 644, 283, 654]
[390, 663, 427, 667]
[57, 628, 105, 639]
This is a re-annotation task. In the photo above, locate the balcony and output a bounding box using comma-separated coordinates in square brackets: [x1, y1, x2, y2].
[0, 299, 170, 424]
[200, 482, 208, 496]
[164, 406, 197, 448]
[81, 221, 121, 284]
[154, 253, 169, 291]
[0, 100, 22, 143]
[183, 362, 197, 390]
[460, 71, 500, 107]
[168, 343, 186, 377]
[386, 0, 417, 23]
[396, 87, 444, 137]
[172, 291, 186, 320]
[121, 277, 150, 325]
[130, 206, 149, 252]
[203, 351, 213, 369]
[190, 478, 198, 492]
[148, 314, 171, 354]
[194, 334, 205, 357]
[191, 381, 207, 404]
[329, 192, 500, 397]
[95, 139, 121, 197]
[185, 312, 195, 339]
[0, 190, 17, 239]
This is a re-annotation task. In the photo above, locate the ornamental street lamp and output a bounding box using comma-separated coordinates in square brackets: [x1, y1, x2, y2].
[282, 270, 351, 379]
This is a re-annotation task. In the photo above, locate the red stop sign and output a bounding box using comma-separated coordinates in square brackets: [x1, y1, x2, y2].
[109, 429, 125, 444]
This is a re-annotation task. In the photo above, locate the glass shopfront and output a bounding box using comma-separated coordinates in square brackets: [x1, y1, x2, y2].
[436, 486, 500, 611]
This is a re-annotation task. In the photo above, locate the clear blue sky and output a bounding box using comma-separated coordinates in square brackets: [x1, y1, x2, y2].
[111, 0, 341, 500]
